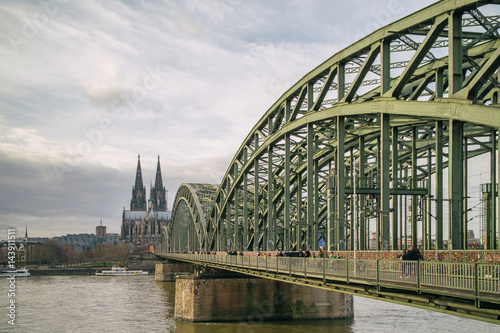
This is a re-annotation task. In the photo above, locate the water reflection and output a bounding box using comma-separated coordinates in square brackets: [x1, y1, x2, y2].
[174, 318, 355, 333]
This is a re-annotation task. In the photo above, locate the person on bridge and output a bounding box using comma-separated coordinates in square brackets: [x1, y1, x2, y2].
[398, 249, 408, 277]
[405, 246, 422, 261]
[401, 246, 421, 277]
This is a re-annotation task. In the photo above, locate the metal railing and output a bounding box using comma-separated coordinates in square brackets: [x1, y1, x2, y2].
[165, 253, 500, 297]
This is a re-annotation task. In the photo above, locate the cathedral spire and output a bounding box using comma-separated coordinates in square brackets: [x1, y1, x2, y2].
[130, 154, 147, 211]
[150, 155, 167, 211]
[135, 154, 144, 190]
[154, 155, 163, 189]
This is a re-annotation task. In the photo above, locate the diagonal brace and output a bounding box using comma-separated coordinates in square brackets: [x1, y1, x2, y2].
[341, 44, 380, 103]
[454, 46, 500, 100]
[311, 65, 338, 111]
[384, 15, 448, 98]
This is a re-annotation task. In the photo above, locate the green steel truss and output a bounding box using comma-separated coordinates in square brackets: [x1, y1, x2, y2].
[167, 0, 500, 253]
[165, 183, 219, 252]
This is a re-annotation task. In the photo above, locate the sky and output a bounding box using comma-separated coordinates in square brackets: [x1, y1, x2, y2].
[0, 0, 439, 238]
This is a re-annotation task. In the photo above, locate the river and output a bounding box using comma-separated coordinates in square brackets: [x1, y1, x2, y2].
[0, 275, 497, 332]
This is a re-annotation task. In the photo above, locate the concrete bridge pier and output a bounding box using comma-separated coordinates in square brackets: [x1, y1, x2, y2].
[155, 261, 196, 282]
[174, 270, 353, 322]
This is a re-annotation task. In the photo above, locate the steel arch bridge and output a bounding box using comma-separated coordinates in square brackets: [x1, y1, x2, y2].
[165, 0, 500, 254]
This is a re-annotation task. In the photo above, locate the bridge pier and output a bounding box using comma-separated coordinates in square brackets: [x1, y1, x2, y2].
[155, 261, 196, 282]
[174, 270, 353, 322]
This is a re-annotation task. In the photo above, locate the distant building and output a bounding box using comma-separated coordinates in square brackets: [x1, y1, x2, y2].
[121, 155, 171, 246]
[96, 219, 107, 238]
[55, 233, 98, 252]
[105, 233, 120, 246]
[467, 230, 475, 239]
[0, 242, 26, 266]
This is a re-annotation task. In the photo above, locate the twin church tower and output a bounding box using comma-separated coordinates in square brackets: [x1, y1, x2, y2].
[130, 154, 167, 211]
[121, 155, 171, 246]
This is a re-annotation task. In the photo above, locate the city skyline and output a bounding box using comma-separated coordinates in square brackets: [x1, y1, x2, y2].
[1, 0, 439, 237]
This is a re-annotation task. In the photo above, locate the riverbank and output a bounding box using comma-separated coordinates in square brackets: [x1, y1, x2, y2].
[29, 265, 155, 276]
[30, 268, 99, 275]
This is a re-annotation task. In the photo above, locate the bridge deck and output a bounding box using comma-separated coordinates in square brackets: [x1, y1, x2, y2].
[159, 253, 500, 324]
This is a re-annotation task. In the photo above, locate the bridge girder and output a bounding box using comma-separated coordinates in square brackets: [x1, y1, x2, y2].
[166, 0, 500, 253]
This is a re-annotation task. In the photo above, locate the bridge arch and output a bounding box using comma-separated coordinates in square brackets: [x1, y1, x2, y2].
[169, 183, 219, 251]
[167, 0, 500, 253]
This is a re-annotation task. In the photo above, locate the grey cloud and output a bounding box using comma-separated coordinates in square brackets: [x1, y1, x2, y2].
[0, 152, 127, 217]
[0, 0, 437, 238]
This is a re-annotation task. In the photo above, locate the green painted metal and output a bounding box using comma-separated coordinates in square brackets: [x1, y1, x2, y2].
[166, 1, 500, 255]
[359, 135, 367, 251]
[412, 127, 418, 248]
[267, 145, 272, 250]
[307, 122, 314, 250]
[449, 120, 464, 249]
[336, 116, 346, 250]
[449, 11, 463, 96]
[381, 114, 390, 250]
[426, 148, 432, 251]
[285, 133, 291, 251]
[492, 131, 497, 249]
[391, 127, 399, 250]
[436, 121, 444, 250]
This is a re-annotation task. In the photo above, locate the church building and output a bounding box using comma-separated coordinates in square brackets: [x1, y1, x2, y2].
[121, 155, 171, 247]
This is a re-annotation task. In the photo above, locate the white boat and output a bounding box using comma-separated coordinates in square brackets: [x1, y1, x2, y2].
[95, 266, 148, 276]
[0, 268, 30, 277]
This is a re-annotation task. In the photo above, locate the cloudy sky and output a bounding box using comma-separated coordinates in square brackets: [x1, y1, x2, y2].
[0, 0, 438, 238]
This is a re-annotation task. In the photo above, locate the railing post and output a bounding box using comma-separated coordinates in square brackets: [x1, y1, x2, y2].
[417, 261, 421, 290]
[376, 260, 380, 285]
[266, 255, 268, 273]
[323, 256, 326, 284]
[304, 256, 307, 278]
[276, 255, 279, 273]
[346, 259, 349, 284]
[474, 263, 479, 296]
[289, 257, 291, 277]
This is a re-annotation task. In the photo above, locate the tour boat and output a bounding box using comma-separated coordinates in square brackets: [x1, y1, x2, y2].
[0, 268, 31, 277]
[95, 266, 148, 276]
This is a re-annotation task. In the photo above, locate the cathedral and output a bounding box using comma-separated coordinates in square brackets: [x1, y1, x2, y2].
[121, 155, 171, 247]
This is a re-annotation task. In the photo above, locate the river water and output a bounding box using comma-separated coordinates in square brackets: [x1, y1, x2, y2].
[0, 275, 497, 332]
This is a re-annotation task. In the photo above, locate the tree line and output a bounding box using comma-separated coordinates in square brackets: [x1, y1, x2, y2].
[26, 241, 130, 266]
